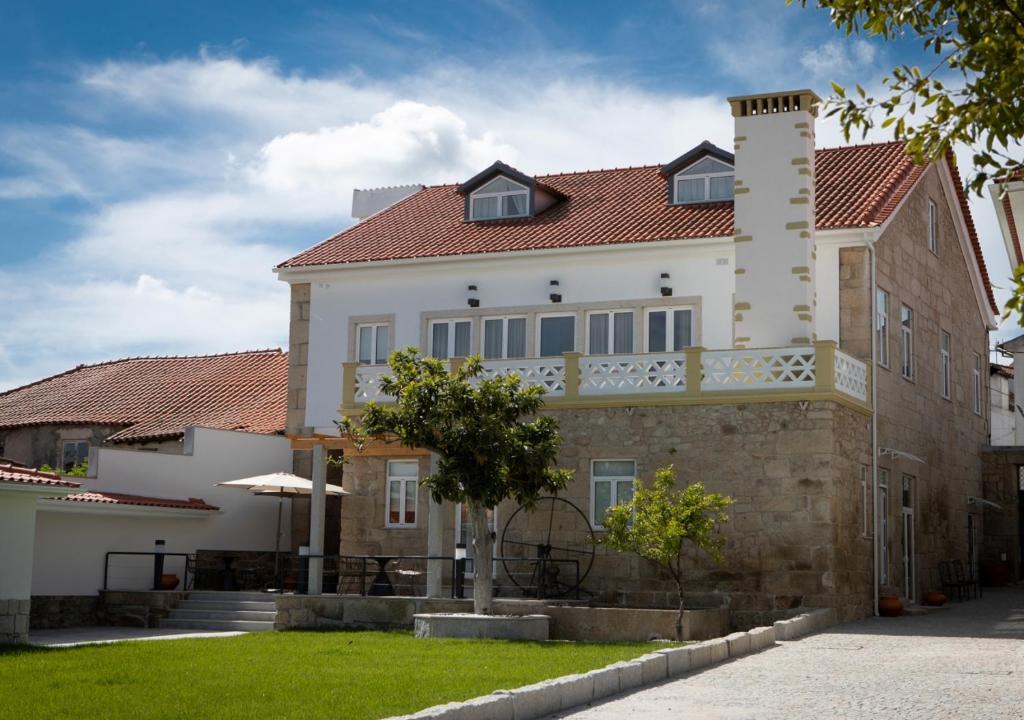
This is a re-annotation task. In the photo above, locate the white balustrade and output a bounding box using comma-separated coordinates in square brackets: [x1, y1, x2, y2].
[579, 353, 686, 395]
[701, 347, 816, 391]
[354, 365, 391, 403]
[479, 359, 566, 396]
[834, 350, 868, 402]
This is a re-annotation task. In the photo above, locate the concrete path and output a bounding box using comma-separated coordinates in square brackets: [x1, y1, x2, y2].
[554, 587, 1024, 720]
[28, 626, 246, 648]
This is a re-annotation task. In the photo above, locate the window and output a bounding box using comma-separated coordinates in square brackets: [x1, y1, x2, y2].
[673, 157, 734, 204]
[482, 316, 527, 359]
[587, 310, 634, 355]
[470, 177, 529, 220]
[645, 307, 693, 352]
[940, 331, 951, 400]
[973, 353, 982, 415]
[429, 319, 471, 360]
[878, 468, 890, 585]
[927, 199, 938, 254]
[386, 460, 419, 527]
[900, 304, 914, 380]
[861, 465, 872, 538]
[357, 323, 389, 365]
[876, 288, 890, 368]
[62, 441, 89, 472]
[538, 314, 576, 357]
[591, 459, 636, 528]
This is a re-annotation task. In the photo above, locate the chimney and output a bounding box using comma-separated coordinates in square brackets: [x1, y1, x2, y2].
[728, 90, 820, 348]
[351, 184, 424, 221]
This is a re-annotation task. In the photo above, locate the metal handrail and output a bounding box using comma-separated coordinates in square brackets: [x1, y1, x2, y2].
[103, 551, 194, 591]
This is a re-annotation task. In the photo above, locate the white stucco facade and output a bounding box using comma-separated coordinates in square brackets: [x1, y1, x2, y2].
[32, 426, 292, 596]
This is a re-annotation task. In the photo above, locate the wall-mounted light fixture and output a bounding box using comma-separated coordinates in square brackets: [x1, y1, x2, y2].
[549, 280, 562, 303]
[660, 272, 672, 297]
[467, 284, 479, 308]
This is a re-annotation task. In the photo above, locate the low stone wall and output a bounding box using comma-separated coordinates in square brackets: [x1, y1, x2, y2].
[30, 596, 100, 629]
[98, 591, 188, 628]
[275, 595, 729, 642]
[0, 599, 30, 644]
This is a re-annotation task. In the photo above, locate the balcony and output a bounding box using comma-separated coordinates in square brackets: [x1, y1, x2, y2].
[341, 341, 870, 413]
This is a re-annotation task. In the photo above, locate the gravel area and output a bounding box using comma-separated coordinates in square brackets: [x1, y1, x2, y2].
[554, 587, 1024, 720]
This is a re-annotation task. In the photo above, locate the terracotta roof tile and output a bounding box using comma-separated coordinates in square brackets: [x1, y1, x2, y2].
[0, 350, 288, 443]
[53, 491, 218, 511]
[0, 463, 80, 488]
[944, 150, 999, 313]
[1002, 193, 1022, 268]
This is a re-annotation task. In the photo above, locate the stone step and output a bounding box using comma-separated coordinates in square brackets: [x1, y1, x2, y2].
[159, 618, 275, 632]
[176, 600, 277, 612]
[169, 609, 278, 622]
[185, 591, 273, 603]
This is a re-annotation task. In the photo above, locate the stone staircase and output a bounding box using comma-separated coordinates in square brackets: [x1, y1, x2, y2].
[159, 591, 277, 632]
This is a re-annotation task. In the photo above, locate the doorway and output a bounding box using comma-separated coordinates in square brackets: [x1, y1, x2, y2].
[901, 474, 915, 602]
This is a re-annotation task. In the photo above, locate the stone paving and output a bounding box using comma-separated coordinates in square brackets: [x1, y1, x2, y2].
[554, 587, 1024, 720]
[27, 626, 245, 647]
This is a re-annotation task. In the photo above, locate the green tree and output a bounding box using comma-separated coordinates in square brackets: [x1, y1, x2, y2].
[791, 0, 1024, 195]
[602, 467, 732, 641]
[339, 349, 572, 615]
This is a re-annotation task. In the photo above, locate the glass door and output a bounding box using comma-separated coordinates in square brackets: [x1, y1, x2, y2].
[901, 474, 915, 602]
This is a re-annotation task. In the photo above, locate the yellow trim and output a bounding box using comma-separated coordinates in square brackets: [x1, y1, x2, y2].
[786, 221, 809, 230]
[734, 235, 753, 243]
[734, 135, 748, 141]
[563, 352, 582, 400]
[791, 266, 810, 274]
[341, 362, 358, 407]
[734, 302, 752, 311]
[793, 304, 811, 311]
[734, 187, 750, 195]
[790, 158, 810, 166]
[734, 268, 747, 275]
[793, 122, 809, 129]
[790, 197, 810, 205]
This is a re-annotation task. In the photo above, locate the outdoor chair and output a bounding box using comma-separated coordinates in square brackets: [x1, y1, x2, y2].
[953, 559, 982, 600]
[938, 560, 969, 601]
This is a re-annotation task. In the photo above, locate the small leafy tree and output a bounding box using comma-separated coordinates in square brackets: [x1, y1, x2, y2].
[339, 349, 572, 615]
[40, 460, 88, 478]
[602, 466, 732, 641]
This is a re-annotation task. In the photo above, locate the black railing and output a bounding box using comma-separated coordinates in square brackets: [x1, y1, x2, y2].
[103, 551, 194, 591]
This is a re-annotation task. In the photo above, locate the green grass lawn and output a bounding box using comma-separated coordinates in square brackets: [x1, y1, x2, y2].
[0, 630, 659, 719]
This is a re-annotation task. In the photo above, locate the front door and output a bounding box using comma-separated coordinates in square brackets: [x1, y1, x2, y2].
[901, 474, 915, 602]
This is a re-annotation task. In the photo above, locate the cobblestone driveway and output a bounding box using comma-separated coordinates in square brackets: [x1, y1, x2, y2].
[554, 587, 1024, 720]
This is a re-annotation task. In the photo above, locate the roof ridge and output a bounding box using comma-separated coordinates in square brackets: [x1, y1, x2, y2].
[0, 348, 286, 398]
[0, 462, 61, 480]
[816, 139, 910, 153]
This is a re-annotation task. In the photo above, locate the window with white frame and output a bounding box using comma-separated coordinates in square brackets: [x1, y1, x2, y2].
[587, 310, 634, 355]
[591, 459, 636, 528]
[673, 157, 734, 204]
[876, 288, 890, 368]
[429, 319, 471, 360]
[62, 440, 89, 473]
[973, 352, 982, 415]
[861, 465, 872, 538]
[385, 460, 419, 527]
[538, 314, 576, 357]
[900, 304, 914, 380]
[469, 176, 529, 220]
[940, 331, 951, 400]
[356, 323, 390, 365]
[645, 307, 693, 352]
[927, 199, 938, 254]
[482, 316, 527, 359]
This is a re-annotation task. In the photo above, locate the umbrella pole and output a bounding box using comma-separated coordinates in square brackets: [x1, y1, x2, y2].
[274, 495, 282, 589]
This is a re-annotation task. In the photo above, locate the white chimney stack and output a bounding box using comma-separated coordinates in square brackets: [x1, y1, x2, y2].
[728, 90, 820, 348]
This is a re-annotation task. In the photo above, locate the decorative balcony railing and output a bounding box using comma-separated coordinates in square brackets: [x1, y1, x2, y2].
[342, 341, 870, 411]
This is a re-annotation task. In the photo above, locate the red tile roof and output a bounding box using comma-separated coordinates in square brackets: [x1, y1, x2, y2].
[278, 142, 926, 268]
[991, 363, 1014, 379]
[0, 463, 81, 488]
[52, 491, 218, 511]
[1002, 193, 1022, 268]
[0, 350, 288, 443]
[944, 150, 999, 313]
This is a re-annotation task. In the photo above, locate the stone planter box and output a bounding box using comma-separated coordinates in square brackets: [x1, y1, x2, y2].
[414, 613, 550, 641]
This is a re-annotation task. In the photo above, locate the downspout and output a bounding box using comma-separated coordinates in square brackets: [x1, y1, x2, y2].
[864, 231, 880, 616]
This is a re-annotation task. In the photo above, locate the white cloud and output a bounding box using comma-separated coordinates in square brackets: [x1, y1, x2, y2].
[800, 39, 878, 80]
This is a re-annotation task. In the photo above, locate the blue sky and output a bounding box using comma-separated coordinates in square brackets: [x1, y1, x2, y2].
[0, 0, 1012, 389]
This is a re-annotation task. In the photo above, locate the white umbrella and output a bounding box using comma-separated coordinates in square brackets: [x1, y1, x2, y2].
[218, 473, 348, 587]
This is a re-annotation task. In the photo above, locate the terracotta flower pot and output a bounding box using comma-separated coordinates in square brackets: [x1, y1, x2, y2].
[924, 590, 947, 606]
[878, 594, 903, 617]
[159, 573, 180, 591]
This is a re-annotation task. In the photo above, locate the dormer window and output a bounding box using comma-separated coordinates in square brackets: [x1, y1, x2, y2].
[673, 157, 734, 204]
[470, 177, 529, 220]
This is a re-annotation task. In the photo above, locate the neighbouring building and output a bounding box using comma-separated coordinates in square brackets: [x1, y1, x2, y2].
[276, 89, 998, 627]
[990, 362, 1014, 446]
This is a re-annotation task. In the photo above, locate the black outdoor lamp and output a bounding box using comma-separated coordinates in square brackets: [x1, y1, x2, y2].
[549, 280, 562, 303]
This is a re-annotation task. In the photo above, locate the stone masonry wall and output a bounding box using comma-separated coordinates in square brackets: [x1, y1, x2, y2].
[336, 400, 872, 629]
[0, 599, 30, 644]
[979, 448, 1022, 583]
[839, 164, 991, 601]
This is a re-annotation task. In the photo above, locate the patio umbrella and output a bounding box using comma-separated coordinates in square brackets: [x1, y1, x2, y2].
[218, 473, 348, 587]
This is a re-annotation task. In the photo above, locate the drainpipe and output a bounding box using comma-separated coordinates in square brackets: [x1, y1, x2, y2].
[863, 231, 880, 616]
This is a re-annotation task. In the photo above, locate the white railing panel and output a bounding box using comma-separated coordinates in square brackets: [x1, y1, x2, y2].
[834, 351, 868, 402]
[701, 347, 816, 391]
[354, 365, 391, 403]
[479, 359, 566, 396]
[579, 353, 686, 395]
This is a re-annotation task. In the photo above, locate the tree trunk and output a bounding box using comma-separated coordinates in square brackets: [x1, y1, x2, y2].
[469, 501, 494, 615]
[674, 579, 685, 642]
